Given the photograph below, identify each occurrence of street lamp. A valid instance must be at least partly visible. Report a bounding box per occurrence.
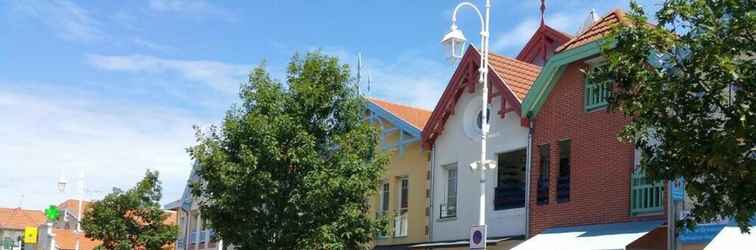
[57,169,85,250]
[442,0,495,248]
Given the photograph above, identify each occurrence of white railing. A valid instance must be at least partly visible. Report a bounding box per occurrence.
[394,209,408,237]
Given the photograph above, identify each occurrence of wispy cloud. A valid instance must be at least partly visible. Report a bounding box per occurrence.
[87,54,250,94]
[492,12,584,53]
[8,0,103,42]
[131,38,175,52]
[0,84,209,209]
[147,0,234,18]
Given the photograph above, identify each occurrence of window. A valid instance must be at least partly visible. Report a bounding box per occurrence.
[557,140,571,203]
[585,64,610,111]
[630,149,664,215]
[395,178,409,237]
[440,164,457,219]
[537,144,550,205]
[494,149,527,210]
[380,182,390,213]
[377,182,390,238]
[476,108,491,130]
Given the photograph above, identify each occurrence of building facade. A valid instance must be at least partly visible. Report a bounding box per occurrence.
[365,98,432,249]
[419,21,569,249]
[515,10,668,250]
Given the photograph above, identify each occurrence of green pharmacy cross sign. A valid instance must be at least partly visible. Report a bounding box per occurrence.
[44,205,60,221]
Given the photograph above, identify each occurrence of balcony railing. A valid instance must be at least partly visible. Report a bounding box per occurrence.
[631,169,664,215]
[394,209,408,237]
[188,230,215,244]
[439,203,456,219]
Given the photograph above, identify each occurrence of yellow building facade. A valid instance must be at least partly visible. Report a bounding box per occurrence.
[366,98,432,249]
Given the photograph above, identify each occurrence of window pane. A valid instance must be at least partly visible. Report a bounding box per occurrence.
[494,149,527,210]
[400,179,409,209]
[381,183,389,212]
[537,144,550,205]
[557,140,571,203]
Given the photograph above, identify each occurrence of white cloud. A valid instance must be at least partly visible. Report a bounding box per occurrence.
[9,0,103,42]
[320,48,451,110]
[0,85,209,209]
[131,38,175,52]
[87,54,250,94]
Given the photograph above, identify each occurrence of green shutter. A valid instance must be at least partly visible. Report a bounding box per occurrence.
[584,65,610,111]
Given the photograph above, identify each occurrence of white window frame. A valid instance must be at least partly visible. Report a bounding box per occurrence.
[395,177,409,237]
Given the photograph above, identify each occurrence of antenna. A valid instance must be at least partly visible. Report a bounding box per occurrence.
[367,69,372,95]
[357,52,363,94]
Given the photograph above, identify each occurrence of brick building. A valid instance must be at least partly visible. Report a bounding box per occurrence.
[514,10,667,250]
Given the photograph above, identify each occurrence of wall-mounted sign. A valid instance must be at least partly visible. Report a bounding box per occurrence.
[23,227,38,244]
[470,225,486,249]
[670,177,685,202]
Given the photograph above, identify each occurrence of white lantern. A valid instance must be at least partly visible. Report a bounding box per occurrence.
[57,176,67,193]
[441,23,466,62]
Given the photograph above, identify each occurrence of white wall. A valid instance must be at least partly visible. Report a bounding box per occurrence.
[431,86,529,241]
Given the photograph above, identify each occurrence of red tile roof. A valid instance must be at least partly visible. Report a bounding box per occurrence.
[556,9,628,53]
[54,229,101,250]
[488,52,542,101]
[0,208,46,230]
[367,98,432,130]
[58,199,92,219]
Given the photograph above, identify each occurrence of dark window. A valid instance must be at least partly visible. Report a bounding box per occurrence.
[494,149,527,210]
[381,182,390,212]
[537,144,550,205]
[400,178,409,209]
[476,108,491,130]
[557,140,571,203]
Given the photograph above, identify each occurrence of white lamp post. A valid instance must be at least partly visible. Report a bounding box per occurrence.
[57,169,84,250]
[442,1,495,248]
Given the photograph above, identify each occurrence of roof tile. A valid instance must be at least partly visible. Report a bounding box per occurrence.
[0,207,46,230]
[556,9,627,53]
[367,98,432,130]
[488,52,542,101]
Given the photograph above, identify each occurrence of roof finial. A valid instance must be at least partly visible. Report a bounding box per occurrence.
[540,0,546,26]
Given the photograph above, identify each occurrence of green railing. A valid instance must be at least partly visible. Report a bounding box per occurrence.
[630,169,664,215]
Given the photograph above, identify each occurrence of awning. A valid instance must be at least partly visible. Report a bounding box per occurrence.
[512,221,663,250]
[703,226,756,250]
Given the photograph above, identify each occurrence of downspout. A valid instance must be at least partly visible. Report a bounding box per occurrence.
[428,146,436,242]
[524,117,534,239]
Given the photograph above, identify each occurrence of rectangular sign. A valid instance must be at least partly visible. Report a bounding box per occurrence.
[23,227,38,244]
[470,225,487,249]
[670,177,685,201]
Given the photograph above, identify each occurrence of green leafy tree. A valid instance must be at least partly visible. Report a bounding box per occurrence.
[81,170,178,250]
[189,51,387,249]
[590,0,755,231]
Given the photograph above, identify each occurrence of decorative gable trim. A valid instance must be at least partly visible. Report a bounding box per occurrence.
[516,24,572,64]
[366,101,422,155]
[521,40,615,118]
[421,46,533,149]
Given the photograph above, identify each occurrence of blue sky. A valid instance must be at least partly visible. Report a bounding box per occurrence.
[0,0,663,209]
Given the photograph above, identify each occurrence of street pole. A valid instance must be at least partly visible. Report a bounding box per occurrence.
[478,0,491,231]
[667,180,678,250]
[444,1,492,249]
[74,171,84,250]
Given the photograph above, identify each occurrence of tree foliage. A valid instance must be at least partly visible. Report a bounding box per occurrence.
[81,170,177,250]
[189,51,387,249]
[590,0,755,231]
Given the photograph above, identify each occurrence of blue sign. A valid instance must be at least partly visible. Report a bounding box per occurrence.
[679,223,726,244]
[670,177,685,201]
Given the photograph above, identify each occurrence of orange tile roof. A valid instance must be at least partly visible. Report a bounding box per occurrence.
[556,9,628,53]
[58,199,92,218]
[488,52,542,101]
[367,98,432,130]
[53,229,101,250]
[0,207,46,230]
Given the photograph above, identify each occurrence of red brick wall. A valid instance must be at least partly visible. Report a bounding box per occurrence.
[528,60,664,235]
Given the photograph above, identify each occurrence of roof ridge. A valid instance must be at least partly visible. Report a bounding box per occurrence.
[556,9,627,53]
[366,97,432,112]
